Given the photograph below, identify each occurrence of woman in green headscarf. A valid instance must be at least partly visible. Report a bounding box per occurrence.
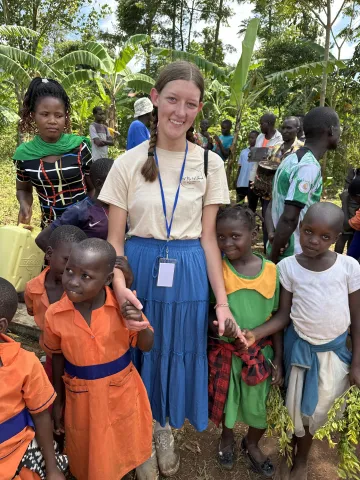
[13,78,93,229]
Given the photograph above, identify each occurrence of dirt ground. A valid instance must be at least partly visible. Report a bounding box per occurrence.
[8,330,353,480]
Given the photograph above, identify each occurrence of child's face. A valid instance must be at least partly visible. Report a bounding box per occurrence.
[221,121,231,135]
[47,242,75,277]
[62,247,113,303]
[94,109,106,123]
[216,218,255,261]
[300,219,339,258]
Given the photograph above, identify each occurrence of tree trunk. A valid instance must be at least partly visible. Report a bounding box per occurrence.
[171,0,177,50]
[320,0,331,107]
[180,0,184,51]
[226,107,242,185]
[187,0,196,50]
[108,95,117,130]
[212,0,224,63]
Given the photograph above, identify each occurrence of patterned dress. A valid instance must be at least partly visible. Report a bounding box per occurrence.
[14,141,92,228]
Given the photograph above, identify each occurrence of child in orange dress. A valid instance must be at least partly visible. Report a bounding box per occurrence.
[24,225,87,382]
[44,238,154,480]
[0,277,68,480]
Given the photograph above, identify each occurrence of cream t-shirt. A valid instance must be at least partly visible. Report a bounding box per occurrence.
[99,140,230,240]
[278,254,360,343]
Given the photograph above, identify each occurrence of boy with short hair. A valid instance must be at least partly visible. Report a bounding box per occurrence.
[89,107,114,161]
[44,238,154,480]
[244,202,360,480]
[25,225,87,380]
[213,119,234,161]
[0,277,68,480]
[36,158,114,252]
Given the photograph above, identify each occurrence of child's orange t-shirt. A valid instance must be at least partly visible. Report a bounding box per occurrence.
[349,209,360,230]
[43,287,153,480]
[0,334,56,480]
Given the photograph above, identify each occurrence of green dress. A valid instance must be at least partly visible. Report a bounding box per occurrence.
[220,255,279,429]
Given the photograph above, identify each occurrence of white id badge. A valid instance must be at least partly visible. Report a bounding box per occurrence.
[157,258,177,287]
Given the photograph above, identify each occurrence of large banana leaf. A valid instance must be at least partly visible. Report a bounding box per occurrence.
[123,73,155,94]
[0,105,20,123]
[0,45,56,79]
[61,69,100,90]
[152,48,227,80]
[229,18,260,107]
[266,59,346,82]
[0,25,39,39]
[114,35,150,73]
[52,51,107,73]
[84,41,114,73]
[300,40,337,61]
[0,53,31,84]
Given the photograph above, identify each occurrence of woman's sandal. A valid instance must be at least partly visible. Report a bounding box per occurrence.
[241,437,275,478]
[217,440,236,470]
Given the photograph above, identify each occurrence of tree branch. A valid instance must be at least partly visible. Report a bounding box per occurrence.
[331,0,348,27]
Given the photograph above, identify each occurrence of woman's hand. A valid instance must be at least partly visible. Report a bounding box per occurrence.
[114,285,147,331]
[18,204,32,225]
[214,306,247,345]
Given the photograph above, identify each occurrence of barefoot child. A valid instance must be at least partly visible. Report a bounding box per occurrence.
[25,225,87,381]
[44,238,154,480]
[245,202,360,479]
[208,205,281,477]
[0,278,68,480]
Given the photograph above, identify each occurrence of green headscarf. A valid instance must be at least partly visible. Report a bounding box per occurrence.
[13,134,91,161]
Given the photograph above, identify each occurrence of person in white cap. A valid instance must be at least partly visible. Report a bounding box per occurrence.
[126,97,153,150]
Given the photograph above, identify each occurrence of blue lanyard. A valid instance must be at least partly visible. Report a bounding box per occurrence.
[154,141,188,240]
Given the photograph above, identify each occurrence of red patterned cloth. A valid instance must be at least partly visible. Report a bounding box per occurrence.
[208,337,272,426]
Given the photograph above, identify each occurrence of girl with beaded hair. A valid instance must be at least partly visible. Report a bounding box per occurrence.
[13,78,93,229]
[99,61,246,479]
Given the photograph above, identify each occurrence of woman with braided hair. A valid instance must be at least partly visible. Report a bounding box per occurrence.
[13,78,93,229]
[100,61,246,479]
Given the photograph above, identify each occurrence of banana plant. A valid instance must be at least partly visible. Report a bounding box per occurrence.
[54,36,155,129]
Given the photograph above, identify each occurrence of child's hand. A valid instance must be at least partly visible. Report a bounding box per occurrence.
[222,318,238,338]
[242,329,256,348]
[114,257,134,289]
[26,307,34,316]
[46,469,66,480]
[234,337,248,353]
[350,364,360,388]
[121,300,143,322]
[271,358,284,386]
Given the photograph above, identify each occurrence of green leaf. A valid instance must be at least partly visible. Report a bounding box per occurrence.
[300,40,337,61]
[0,105,20,123]
[61,69,100,91]
[0,53,31,84]
[83,41,114,73]
[114,34,150,73]
[0,46,56,79]
[266,59,346,82]
[52,51,107,73]
[0,25,39,39]
[230,18,260,107]
[152,48,227,80]
[123,73,155,94]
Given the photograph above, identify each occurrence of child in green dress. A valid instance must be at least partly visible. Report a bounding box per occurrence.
[208,205,282,477]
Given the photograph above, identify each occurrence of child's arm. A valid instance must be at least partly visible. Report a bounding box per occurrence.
[244,286,292,346]
[24,286,34,316]
[349,289,360,387]
[271,331,284,386]
[52,353,65,435]
[32,410,65,479]
[121,301,154,352]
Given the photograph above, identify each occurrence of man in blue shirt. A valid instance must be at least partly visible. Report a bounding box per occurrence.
[126,97,153,150]
[236,130,259,203]
[213,119,234,161]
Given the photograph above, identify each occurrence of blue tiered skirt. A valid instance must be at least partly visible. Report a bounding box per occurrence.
[125,236,209,432]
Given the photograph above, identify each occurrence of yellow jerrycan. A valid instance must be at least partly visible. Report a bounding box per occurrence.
[0,224,44,292]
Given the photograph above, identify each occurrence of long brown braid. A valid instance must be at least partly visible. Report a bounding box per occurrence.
[20,77,72,135]
[141,61,205,182]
